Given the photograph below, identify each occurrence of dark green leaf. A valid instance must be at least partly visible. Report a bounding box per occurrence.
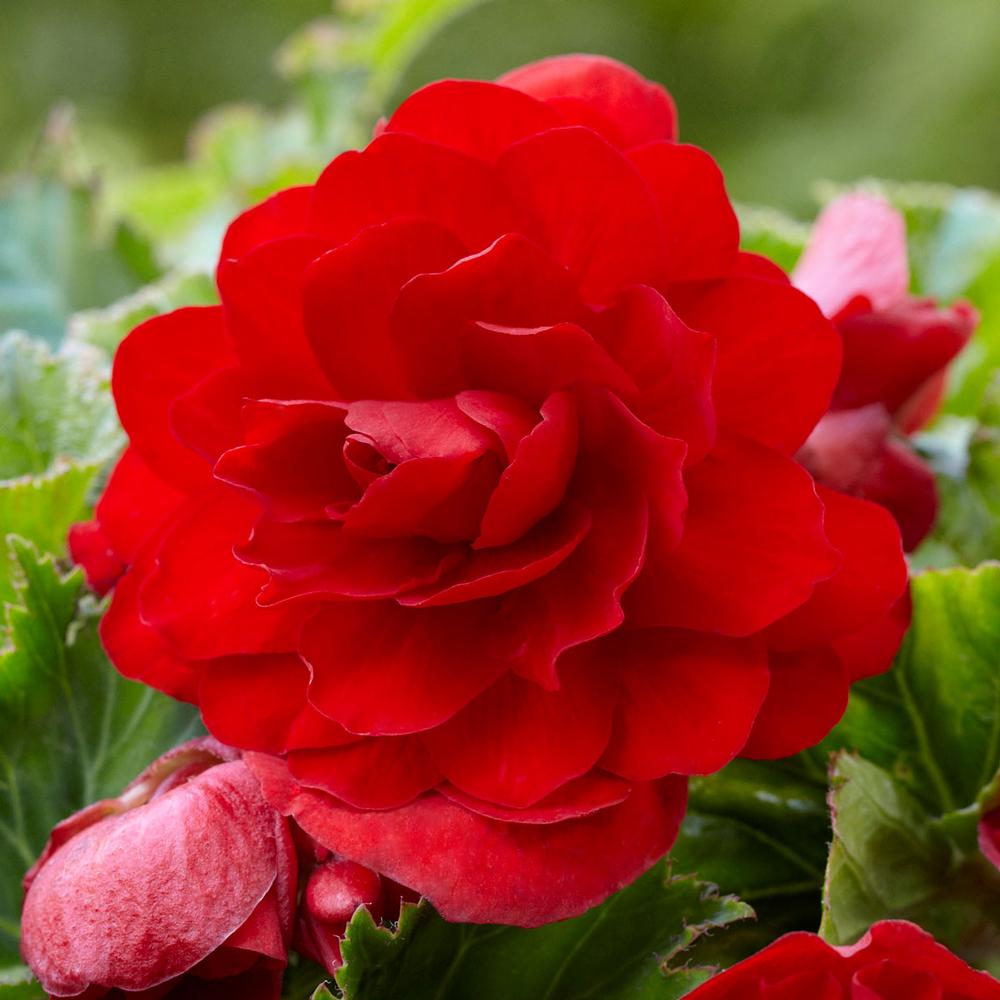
[336,864,751,1000]
[0,538,201,965]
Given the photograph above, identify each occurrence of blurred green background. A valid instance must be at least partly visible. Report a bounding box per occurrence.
[2,0,998,211]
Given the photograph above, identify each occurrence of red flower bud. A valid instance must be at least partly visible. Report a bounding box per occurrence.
[295,859,385,973]
[21,739,296,999]
[794,193,978,550]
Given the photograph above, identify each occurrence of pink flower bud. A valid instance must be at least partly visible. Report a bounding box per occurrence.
[21,739,296,999]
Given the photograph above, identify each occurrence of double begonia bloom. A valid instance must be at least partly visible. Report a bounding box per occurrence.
[20,740,296,999]
[794,193,977,550]
[687,920,1000,998]
[71,55,909,925]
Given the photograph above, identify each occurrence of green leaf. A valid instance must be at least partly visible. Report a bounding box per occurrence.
[0,331,123,604]
[0,331,121,479]
[736,204,809,274]
[821,753,1000,975]
[820,563,1000,817]
[0,116,157,347]
[335,864,751,1000]
[280,954,330,1000]
[668,756,829,969]
[0,538,201,966]
[818,564,1000,972]
[67,270,217,356]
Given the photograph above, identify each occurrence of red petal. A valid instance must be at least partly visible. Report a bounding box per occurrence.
[241,520,459,605]
[628,141,738,282]
[732,250,790,283]
[502,475,648,688]
[398,501,591,607]
[833,299,977,415]
[497,126,662,302]
[833,589,911,682]
[220,185,313,262]
[767,487,907,650]
[100,552,199,703]
[670,276,841,454]
[113,306,235,490]
[215,400,356,523]
[310,132,520,252]
[21,761,283,997]
[979,808,1000,872]
[499,54,678,148]
[601,630,770,779]
[218,236,335,399]
[454,389,539,459]
[741,646,848,759]
[138,490,309,659]
[439,771,631,825]
[75,448,184,577]
[169,366,244,467]
[303,219,465,399]
[198,654,357,754]
[793,192,909,317]
[475,390,579,547]
[288,737,441,810]
[248,752,688,927]
[385,79,561,161]
[67,521,126,595]
[626,434,839,636]
[422,656,615,807]
[592,285,716,464]
[299,602,508,736]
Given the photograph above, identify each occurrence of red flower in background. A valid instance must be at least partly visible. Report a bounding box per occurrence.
[686,920,1000,998]
[71,54,908,926]
[794,193,978,550]
[20,740,296,999]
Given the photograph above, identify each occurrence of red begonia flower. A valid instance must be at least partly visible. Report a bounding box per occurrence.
[20,740,296,999]
[686,920,1000,998]
[794,193,978,550]
[71,55,909,925]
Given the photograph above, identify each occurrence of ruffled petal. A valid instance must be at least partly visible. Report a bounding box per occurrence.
[113,306,235,489]
[498,54,678,148]
[384,79,561,161]
[628,141,738,282]
[591,285,716,464]
[438,772,630,825]
[169,366,244,467]
[248,752,688,927]
[669,276,841,454]
[100,552,199,703]
[626,434,839,636]
[422,655,615,807]
[215,400,356,522]
[497,126,662,302]
[198,654,357,754]
[299,601,508,736]
[475,390,579,547]
[601,630,769,779]
[220,185,313,262]
[304,220,466,401]
[217,235,335,399]
[832,589,911,682]
[310,132,521,252]
[741,647,848,759]
[288,737,441,810]
[138,490,309,659]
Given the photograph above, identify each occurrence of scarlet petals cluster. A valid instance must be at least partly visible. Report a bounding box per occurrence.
[794,193,977,550]
[20,740,296,999]
[685,921,1000,998]
[72,54,910,925]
